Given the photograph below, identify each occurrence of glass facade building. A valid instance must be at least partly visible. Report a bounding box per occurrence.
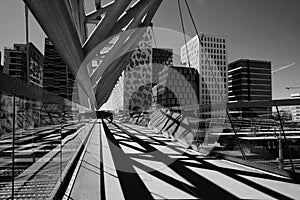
[3,43,43,87]
[43,38,76,101]
[228,59,272,117]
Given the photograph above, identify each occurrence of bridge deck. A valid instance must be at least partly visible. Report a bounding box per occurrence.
[66,120,300,200]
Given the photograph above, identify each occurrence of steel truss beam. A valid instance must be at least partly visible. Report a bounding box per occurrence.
[90,0,162,86]
[85,3,113,24]
[24,0,96,109]
[69,0,87,43]
[24,0,163,109]
[83,0,133,56]
[92,0,163,108]
[95,27,148,107]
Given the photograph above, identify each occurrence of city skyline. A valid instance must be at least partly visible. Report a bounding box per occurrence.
[0,0,300,100]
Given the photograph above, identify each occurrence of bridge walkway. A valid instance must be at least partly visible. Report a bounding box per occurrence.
[66,120,300,200]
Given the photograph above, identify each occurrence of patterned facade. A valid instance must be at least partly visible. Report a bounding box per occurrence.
[156,66,199,107]
[152,48,173,84]
[104,30,175,112]
[105,27,153,112]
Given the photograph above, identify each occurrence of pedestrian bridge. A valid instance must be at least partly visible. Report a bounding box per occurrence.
[1,96,300,199]
[1,0,300,199]
[66,119,300,200]
[2,117,300,199]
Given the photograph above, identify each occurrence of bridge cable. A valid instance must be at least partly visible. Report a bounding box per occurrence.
[183,0,246,159]
[177,0,191,68]
[151,25,158,48]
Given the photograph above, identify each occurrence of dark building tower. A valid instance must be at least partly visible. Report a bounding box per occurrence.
[152,48,173,83]
[3,43,43,87]
[4,44,26,82]
[43,38,76,101]
[228,59,272,117]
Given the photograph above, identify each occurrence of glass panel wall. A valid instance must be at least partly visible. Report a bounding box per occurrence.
[0,87,96,199]
[0,93,14,200]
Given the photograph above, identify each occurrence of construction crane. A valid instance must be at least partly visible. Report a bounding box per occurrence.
[286,86,300,90]
[272,63,295,74]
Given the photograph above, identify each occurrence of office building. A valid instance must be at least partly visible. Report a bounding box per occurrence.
[155,66,199,107]
[228,59,272,117]
[152,48,173,84]
[291,93,300,122]
[43,38,76,101]
[180,34,228,106]
[104,28,177,112]
[3,43,43,87]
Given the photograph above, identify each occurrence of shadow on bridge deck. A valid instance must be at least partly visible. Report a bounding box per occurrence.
[66,120,300,200]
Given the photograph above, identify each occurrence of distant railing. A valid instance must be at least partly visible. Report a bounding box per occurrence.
[121,98,300,177]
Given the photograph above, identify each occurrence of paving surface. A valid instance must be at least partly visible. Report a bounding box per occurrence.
[0,122,91,199]
[68,120,300,200]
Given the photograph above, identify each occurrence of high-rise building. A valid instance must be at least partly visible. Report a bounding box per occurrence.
[155,66,199,107]
[106,27,152,112]
[228,59,272,117]
[3,43,43,87]
[291,93,300,122]
[43,38,76,101]
[180,34,228,106]
[104,30,175,112]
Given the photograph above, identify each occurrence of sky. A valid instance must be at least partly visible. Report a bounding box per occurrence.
[0,0,300,99]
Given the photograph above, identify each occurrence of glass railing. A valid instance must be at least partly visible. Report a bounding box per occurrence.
[0,73,96,199]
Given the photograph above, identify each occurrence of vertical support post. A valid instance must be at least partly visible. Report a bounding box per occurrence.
[226,109,246,160]
[31,100,36,164]
[12,94,16,200]
[25,5,30,83]
[277,126,283,168]
[60,105,63,182]
[23,98,26,129]
[66,66,69,100]
[99,119,105,199]
[38,100,41,127]
[275,104,295,173]
[99,120,101,199]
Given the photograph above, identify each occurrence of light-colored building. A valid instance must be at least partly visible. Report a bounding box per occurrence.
[291,93,300,122]
[103,45,174,113]
[180,34,228,106]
